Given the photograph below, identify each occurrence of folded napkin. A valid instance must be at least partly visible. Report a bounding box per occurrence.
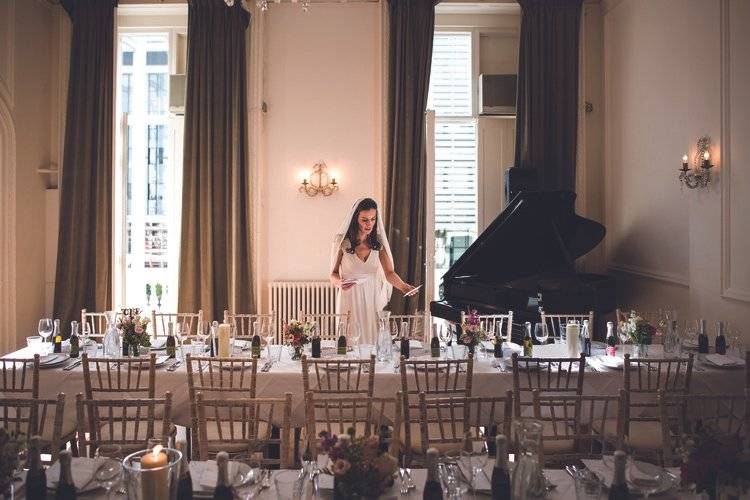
[150,338,167,349]
[598,355,624,369]
[233,339,251,350]
[47,457,100,491]
[582,458,680,488]
[705,354,744,366]
[198,460,238,489]
[410,340,423,349]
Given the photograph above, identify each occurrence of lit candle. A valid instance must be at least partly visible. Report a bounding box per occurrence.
[141,444,169,500]
[681,154,689,170]
[218,323,231,357]
[703,151,710,161]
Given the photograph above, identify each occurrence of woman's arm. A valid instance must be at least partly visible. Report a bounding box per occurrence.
[330,249,355,290]
[379,250,415,295]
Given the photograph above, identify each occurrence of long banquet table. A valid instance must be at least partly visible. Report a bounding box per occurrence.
[2,343,746,431]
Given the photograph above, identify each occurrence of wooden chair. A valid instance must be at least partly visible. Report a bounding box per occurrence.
[194,392,293,468]
[539,310,594,343]
[511,353,586,418]
[0,355,39,396]
[532,389,627,466]
[399,358,474,464]
[658,389,750,466]
[223,311,276,341]
[388,312,428,342]
[76,392,173,457]
[416,391,513,458]
[82,353,156,399]
[618,354,693,460]
[301,355,375,397]
[460,311,513,345]
[0,393,66,462]
[299,310,350,341]
[185,354,259,456]
[81,309,114,340]
[151,310,204,338]
[304,392,402,457]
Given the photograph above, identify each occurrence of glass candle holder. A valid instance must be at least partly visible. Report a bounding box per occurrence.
[122,447,182,500]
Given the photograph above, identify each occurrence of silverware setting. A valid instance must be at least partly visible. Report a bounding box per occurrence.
[260,361,273,372]
[166,359,182,372]
[63,359,83,371]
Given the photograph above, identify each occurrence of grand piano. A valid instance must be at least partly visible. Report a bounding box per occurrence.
[430,190,616,341]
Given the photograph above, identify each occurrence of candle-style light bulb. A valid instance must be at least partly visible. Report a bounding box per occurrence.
[703,151,710,161]
[682,154,688,163]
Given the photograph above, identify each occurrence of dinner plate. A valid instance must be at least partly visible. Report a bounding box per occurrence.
[598,355,625,369]
[38,354,68,368]
[192,461,254,498]
[703,354,745,369]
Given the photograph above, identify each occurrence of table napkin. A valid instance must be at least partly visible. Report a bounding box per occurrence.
[150,337,167,349]
[582,458,680,488]
[47,457,101,491]
[198,460,239,489]
[705,354,744,366]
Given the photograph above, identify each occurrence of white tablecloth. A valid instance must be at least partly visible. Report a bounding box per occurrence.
[2,343,745,430]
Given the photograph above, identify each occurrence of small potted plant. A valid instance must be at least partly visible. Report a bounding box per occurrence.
[145,284,152,306]
[283,320,311,360]
[460,309,487,357]
[618,311,655,357]
[117,308,151,356]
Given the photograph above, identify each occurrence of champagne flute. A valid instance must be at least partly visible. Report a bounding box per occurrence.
[38,318,53,354]
[438,324,453,352]
[534,323,549,344]
[351,322,362,349]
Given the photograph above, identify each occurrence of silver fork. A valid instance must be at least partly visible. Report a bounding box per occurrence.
[398,468,409,495]
[404,467,416,490]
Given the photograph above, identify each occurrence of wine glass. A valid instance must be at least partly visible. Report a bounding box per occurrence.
[95,445,123,500]
[534,323,549,344]
[627,458,664,499]
[438,324,453,355]
[38,318,53,354]
[351,322,362,349]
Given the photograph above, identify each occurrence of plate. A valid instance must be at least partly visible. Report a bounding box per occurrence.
[703,354,745,369]
[598,355,625,369]
[192,461,254,497]
[480,341,523,354]
[38,354,68,368]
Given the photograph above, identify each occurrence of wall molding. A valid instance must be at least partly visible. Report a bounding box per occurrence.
[0,94,18,352]
[719,0,750,303]
[608,262,690,287]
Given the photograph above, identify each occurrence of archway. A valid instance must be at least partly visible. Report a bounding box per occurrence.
[0,95,17,353]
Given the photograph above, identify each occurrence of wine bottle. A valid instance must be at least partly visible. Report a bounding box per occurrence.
[55,449,77,500]
[485,423,498,456]
[608,450,630,500]
[337,332,347,355]
[490,434,511,500]
[53,319,62,353]
[311,331,321,358]
[25,435,47,500]
[494,323,504,359]
[210,321,218,357]
[166,322,176,358]
[715,320,727,355]
[251,332,261,359]
[69,320,80,358]
[606,321,617,356]
[176,440,193,500]
[212,451,235,500]
[400,322,410,359]
[581,320,591,356]
[522,322,533,357]
[423,448,443,500]
[698,318,709,354]
[430,324,440,358]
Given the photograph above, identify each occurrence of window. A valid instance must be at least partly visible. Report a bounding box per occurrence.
[428,32,478,299]
[116,32,181,312]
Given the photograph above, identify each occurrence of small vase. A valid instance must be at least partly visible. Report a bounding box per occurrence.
[290,345,303,360]
[468,344,477,359]
[633,343,649,358]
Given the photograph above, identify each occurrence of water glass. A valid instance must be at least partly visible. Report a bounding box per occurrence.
[573,470,603,500]
[450,344,467,359]
[268,344,283,362]
[358,344,373,358]
[26,336,43,355]
[274,470,301,500]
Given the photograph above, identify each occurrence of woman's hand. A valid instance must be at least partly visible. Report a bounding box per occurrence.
[332,275,355,291]
[341,282,355,291]
[400,284,417,296]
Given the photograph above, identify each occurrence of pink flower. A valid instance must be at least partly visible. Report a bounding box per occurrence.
[135,326,144,334]
[331,459,351,476]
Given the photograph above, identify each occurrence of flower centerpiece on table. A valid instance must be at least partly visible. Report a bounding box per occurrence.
[283,319,312,360]
[618,310,654,355]
[318,428,398,500]
[460,309,488,355]
[0,428,25,497]
[117,308,151,356]
[678,422,750,498]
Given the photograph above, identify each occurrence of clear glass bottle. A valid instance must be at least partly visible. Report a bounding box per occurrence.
[102,310,120,358]
[663,319,677,354]
[376,310,392,362]
[510,419,546,499]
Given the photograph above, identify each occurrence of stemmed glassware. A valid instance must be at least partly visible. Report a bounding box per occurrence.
[438,324,453,358]
[38,318,53,354]
[627,458,664,499]
[534,323,548,345]
[350,322,362,350]
[95,445,123,499]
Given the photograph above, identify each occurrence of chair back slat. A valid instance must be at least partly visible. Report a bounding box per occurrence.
[539,310,594,343]
[460,311,513,344]
[0,356,39,396]
[623,354,693,425]
[0,393,66,462]
[151,311,204,338]
[388,313,428,342]
[82,353,156,398]
[299,310,350,341]
[224,311,276,340]
[81,309,113,339]
[511,353,586,417]
[301,355,375,397]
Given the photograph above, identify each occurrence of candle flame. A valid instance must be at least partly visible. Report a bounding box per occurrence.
[152,444,163,457]
[703,151,710,160]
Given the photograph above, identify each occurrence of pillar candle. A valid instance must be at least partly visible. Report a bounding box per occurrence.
[217,323,231,357]
[566,322,580,358]
[141,445,169,500]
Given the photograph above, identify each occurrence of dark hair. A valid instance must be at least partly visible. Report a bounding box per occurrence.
[345,198,382,253]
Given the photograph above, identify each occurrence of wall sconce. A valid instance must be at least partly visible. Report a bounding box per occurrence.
[679,136,714,189]
[299,161,339,197]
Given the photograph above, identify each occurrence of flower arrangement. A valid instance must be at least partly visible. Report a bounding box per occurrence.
[117,308,151,354]
[318,428,398,499]
[618,311,655,346]
[678,422,750,497]
[460,309,488,350]
[0,428,24,495]
[283,319,312,359]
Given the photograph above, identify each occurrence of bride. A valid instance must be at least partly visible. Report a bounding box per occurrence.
[329,198,416,344]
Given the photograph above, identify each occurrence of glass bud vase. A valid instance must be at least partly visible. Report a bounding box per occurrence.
[102,310,121,358]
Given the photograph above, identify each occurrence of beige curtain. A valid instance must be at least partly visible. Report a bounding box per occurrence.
[178,0,254,323]
[53,0,117,336]
[385,0,437,314]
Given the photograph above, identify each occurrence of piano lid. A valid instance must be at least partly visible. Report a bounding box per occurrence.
[442,191,605,284]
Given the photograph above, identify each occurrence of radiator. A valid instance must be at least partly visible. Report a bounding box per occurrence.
[269,281,338,339]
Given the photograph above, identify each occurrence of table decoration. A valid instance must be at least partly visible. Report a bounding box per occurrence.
[460,310,488,358]
[618,311,655,357]
[122,445,181,500]
[0,428,24,499]
[678,423,750,498]
[318,428,398,499]
[283,320,312,360]
[117,308,151,357]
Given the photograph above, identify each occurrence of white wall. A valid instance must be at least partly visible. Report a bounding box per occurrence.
[603,0,750,337]
[258,3,384,312]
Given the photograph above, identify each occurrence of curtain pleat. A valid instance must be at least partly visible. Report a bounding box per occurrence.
[53,0,117,337]
[178,0,253,323]
[514,0,583,192]
[385,0,437,315]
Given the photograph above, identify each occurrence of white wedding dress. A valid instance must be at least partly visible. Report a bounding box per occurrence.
[337,246,384,345]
